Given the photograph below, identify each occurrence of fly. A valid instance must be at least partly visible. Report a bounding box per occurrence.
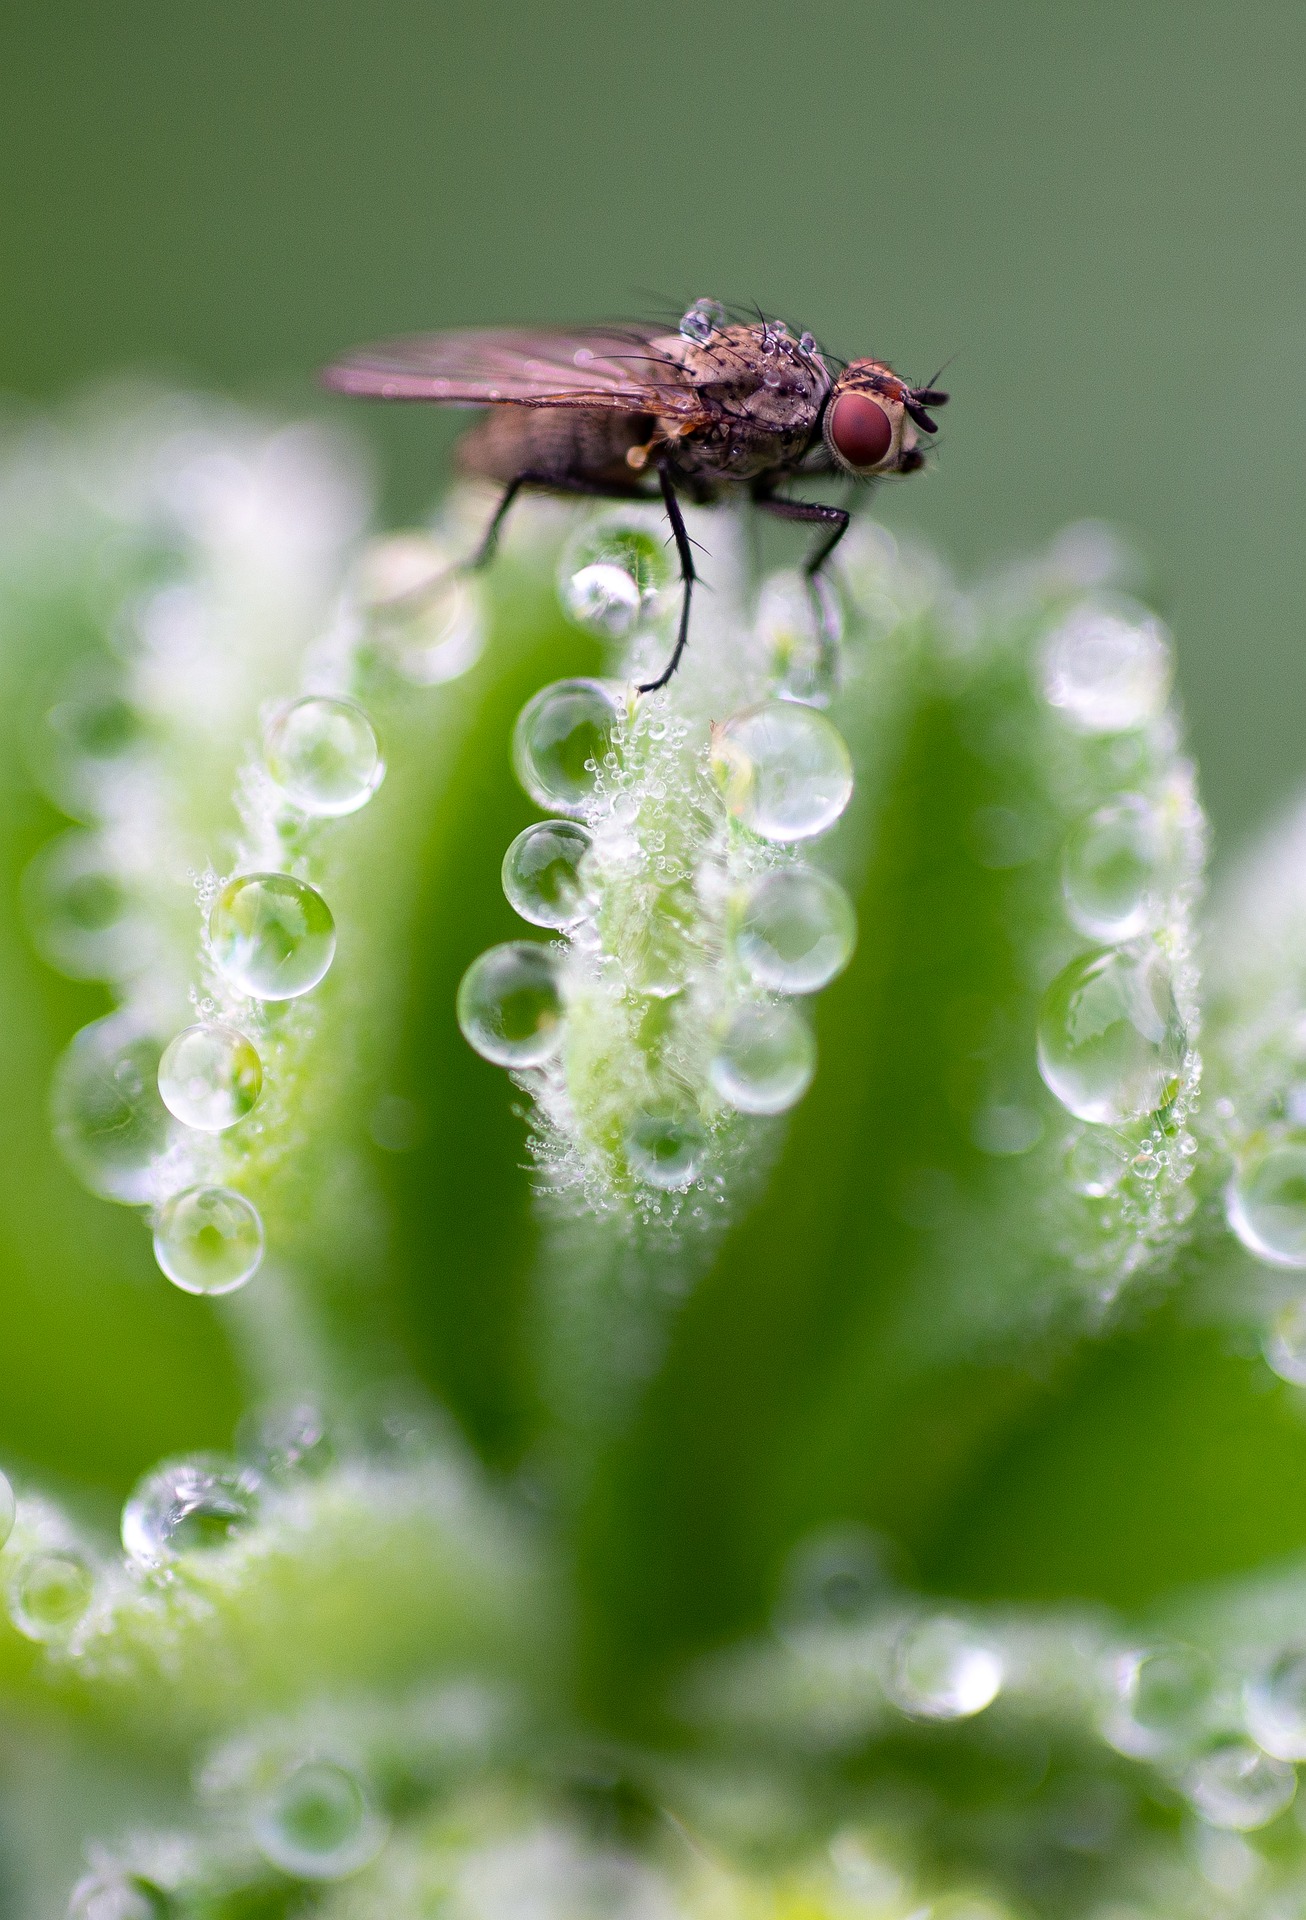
[323,298,948,692]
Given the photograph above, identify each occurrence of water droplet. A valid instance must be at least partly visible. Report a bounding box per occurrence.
[625,1108,709,1189]
[679,297,728,344]
[253,1758,387,1880]
[1062,796,1172,940]
[779,1525,896,1629]
[1066,1127,1130,1197]
[711,703,853,842]
[559,520,675,642]
[709,1002,816,1114]
[1245,1646,1306,1760]
[501,821,593,928]
[0,1473,14,1552]
[1103,1643,1214,1758]
[512,679,625,818]
[733,865,857,993]
[152,1186,265,1294]
[1228,1139,1306,1268]
[1185,1739,1296,1830]
[1040,598,1172,733]
[358,533,484,684]
[1265,1299,1306,1386]
[756,571,831,707]
[457,942,564,1067]
[265,696,384,817]
[799,331,817,354]
[209,872,336,1000]
[122,1454,262,1566]
[158,1023,262,1131]
[239,1401,334,1482]
[51,1017,171,1203]
[1036,946,1186,1125]
[21,831,142,981]
[69,1871,167,1920]
[890,1616,1003,1720]
[9,1550,93,1642]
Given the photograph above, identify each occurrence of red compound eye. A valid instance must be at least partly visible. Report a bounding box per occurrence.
[829,391,893,469]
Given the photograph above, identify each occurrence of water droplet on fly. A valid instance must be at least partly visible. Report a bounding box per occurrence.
[711,703,853,842]
[625,1108,708,1190]
[1036,946,1186,1125]
[710,1001,816,1115]
[51,1017,171,1203]
[21,831,142,982]
[158,1023,262,1131]
[679,298,728,344]
[8,1550,94,1642]
[122,1454,261,1566]
[1184,1740,1296,1830]
[457,941,564,1068]
[209,873,336,1000]
[152,1186,265,1294]
[1244,1646,1306,1760]
[1227,1139,1306,1268]
[799,331,817,354]
[1264,1299,1306,1385]
[733,865,857,994]
[253,1758,387,1880]
[890,1616,1003,1720]
[265,696,384,817]
[1063,795,1172,940]
[501,820,593,928]
[512,679,624,818]
[1040,598,1172,733]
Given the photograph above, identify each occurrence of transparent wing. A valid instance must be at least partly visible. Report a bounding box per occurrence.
[322,325,704,418]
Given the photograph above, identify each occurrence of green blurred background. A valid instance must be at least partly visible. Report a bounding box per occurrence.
[3,0,1306,1650]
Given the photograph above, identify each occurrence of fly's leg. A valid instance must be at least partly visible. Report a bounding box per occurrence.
[753,494,851,683]
[468,471,648,572]
[636,467,696,695]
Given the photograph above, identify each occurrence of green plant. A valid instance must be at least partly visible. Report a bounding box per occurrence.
[6,386,1306,1919]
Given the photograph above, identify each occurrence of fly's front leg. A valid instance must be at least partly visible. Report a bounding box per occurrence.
[753,493,851,685]
[637,466,696,694]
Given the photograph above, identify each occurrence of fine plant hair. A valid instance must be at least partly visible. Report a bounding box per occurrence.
[6,384,1306,1920]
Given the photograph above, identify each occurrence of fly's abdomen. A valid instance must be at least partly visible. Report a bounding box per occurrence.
[455,408,653,488]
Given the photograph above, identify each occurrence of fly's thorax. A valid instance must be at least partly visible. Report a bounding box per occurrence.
[653,321,831,481]
[822,361,919,477]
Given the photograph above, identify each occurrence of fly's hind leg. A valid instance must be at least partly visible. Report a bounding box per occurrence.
[468,470,648,573]
[753,492,852,685]
[636,467,696,695]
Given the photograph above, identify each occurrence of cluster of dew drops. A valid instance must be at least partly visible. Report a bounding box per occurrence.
[456,514,861,1200]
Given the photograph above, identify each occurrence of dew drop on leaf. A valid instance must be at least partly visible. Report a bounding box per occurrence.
[1227,1139,1306,1268]
[457,942,564,1067]
[733,865,857,994]
[265,695,384,816]
[152,1186,265,1294]
[1036,946,1186,1125]
[709,1002,815,1114]
[501,820,593,928]
[158,1023,262,1132]
[209,872,336,1000]
[253,1759,386,1879]
[711,703,853,842]
[512,679,624,818]
[121,1453,262,1567]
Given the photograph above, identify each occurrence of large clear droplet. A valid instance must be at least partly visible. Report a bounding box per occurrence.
[501,821,593,928]
[625,1108,709,1190]
[710,1002,816,1115]
[560,521,675,640]
[152,1186,265,1294]
[1062,795,1172,940]
[1227,1139,1306,1268]
[1103,1643,1214,1758]
[1036,946,1186,1124]
[457,942,564,1067]
[711,703,853,842]
[209,872,336,1000]
[122,1454,262,1567]
[1265,1299,1306,1386]
[733,865,857,993]
[1040,598,1172,733]
[21,831,142,982]
[1245,1646,1306,1760]
[265,696,384,816]
[679,297,728,344]
[512,679,625,818]
[158,1023,262,1132]
[890,1616,1003,1720]
[1184,1740,1296,1830]
[51,1017,171,1203]
[357,533,484,684]
[253,1759,387,1880]
[8,1549,94,1642]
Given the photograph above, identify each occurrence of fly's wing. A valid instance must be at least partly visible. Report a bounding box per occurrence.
[322,325,705,420]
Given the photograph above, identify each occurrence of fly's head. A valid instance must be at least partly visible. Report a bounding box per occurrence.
[822,360,948,478]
